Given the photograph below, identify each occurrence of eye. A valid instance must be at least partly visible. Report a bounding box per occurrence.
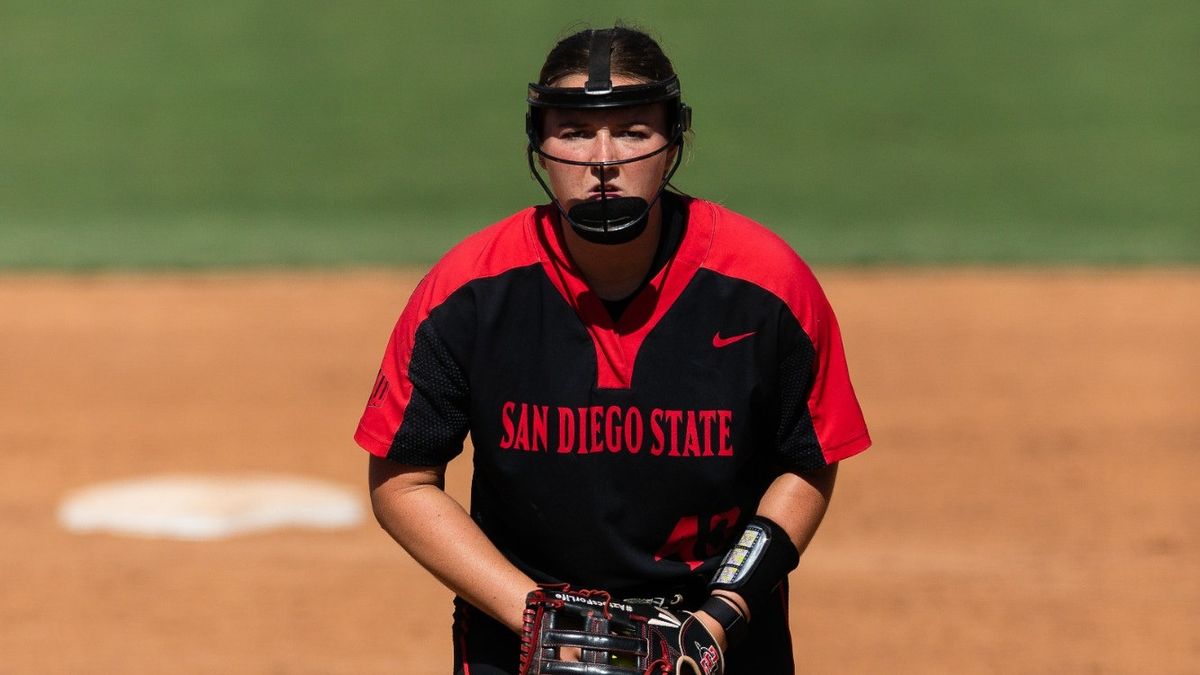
[617,127,651,140]
[559,128,590,140]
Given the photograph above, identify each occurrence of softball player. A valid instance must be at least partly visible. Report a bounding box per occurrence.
[356,26,870,674]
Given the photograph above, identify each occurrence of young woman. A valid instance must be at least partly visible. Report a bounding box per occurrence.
[355,26,871,674]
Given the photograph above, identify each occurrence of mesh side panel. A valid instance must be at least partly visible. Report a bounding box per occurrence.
[387,320,470,465]
[774,340,827,471]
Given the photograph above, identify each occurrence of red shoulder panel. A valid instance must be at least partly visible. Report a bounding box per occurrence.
[353,208,543,457]
[695,201,871,464]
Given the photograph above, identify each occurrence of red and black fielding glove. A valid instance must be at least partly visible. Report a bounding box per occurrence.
[519,586,724,675]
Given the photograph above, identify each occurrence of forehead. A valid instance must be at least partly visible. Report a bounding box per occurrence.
[550,72,646,89]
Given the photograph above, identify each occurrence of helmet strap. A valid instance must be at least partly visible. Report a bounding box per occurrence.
[585,29,614,94]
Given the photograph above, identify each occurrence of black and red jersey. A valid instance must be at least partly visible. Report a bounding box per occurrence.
[354,196,870,591]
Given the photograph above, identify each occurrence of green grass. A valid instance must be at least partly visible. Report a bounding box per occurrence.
[1,1,1196,268]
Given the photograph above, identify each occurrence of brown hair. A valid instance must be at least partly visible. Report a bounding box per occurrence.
[538,25,676,86]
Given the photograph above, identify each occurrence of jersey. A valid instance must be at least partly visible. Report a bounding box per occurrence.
[354,195,870,592]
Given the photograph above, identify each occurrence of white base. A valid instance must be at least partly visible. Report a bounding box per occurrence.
[58,474,364,540]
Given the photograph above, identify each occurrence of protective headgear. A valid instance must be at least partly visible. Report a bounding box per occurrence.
[526,28,692,245]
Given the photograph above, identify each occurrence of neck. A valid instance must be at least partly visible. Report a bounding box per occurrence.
[561,201,663,301]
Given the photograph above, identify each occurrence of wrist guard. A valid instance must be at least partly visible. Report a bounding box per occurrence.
[698,595,747,648]
[709,515,800,621]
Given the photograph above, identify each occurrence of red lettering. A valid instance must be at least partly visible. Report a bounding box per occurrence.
[532,405,548,452]
[706,507,741,556]
[653,515,703,571]
[557,407,574,453]
[605,406,622,452]
[540,406,730,458]
[718,410,733,456]
[577,408,588,453]
[650,409,665,455]
[664,410,683,456]
[589,406,604,453]
[658,508,743,571]
[698,410,717,456]
[624,407,643,454]
[499,401,516,449]
[514,403,531,450]
[683,410,701,457]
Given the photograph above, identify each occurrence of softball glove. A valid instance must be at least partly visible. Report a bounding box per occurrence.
[519,585,723,675]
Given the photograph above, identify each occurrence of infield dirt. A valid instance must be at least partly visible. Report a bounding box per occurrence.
[1,270,1196,674]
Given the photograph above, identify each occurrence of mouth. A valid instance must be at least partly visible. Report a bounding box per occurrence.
[588,186,622,200]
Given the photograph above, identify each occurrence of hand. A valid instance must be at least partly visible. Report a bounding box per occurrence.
[643,603,724,675]
[519,585,724,675]
[692,609,728,652]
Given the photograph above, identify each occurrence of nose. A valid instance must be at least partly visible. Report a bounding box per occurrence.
[589,131,618,179]
[588,131,616,162]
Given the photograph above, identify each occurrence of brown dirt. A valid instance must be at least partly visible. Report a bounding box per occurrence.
[1,269,1196,674]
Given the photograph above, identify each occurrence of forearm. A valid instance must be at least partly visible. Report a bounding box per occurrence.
[369,456,535,633]
[704,463,838,630]
[757,463,838,556]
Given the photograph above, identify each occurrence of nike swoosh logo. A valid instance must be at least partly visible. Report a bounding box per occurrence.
[712,331,756,348]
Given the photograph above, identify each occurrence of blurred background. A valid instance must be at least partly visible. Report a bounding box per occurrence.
[1,2,1197,674]
[1,0,1196,269]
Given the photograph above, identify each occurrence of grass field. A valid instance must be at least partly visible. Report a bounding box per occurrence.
[2,1,1196,267]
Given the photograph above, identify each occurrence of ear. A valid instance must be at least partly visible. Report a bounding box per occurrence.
[664,147,679,177]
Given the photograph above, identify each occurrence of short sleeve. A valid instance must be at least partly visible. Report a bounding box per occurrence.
[773,277,871,471]
[353,276,472,465]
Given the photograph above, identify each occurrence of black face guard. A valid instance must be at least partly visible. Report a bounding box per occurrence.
[526,29,692,245]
